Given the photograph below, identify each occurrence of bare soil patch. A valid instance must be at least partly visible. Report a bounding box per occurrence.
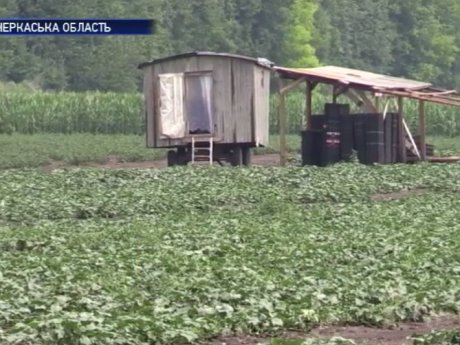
[370,189,430,202]
[310,315,460,345]
[41,154,281,172]
[41,157,165,172]
[211,315,460,345]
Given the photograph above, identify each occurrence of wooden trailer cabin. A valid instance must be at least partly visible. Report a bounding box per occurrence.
[139,51,273,166]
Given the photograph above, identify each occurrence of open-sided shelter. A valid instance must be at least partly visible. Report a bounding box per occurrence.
[139,51,273,166]
[274,65,460,166]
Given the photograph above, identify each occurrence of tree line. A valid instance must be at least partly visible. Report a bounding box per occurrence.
[1,0,459,92]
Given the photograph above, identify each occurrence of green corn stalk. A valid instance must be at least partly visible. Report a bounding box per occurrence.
[0,90,144,135]
[269,90,460,136]
[0,89,457,136]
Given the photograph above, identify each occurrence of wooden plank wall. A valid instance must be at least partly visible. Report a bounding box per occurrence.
[253,67,270,146]
[145,55,269,147]
[144,66,155,147]
[228,59,255,143]
[197,56,227,141]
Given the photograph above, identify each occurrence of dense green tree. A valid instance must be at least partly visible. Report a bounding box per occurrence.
[283,0,318,67]
[313,0,396,73]
[231,0,291,64]
[0,0,321,90]
[314,0,460,87]
[161,0,238,54]
[1,0,460,90]
[389,0,460,87]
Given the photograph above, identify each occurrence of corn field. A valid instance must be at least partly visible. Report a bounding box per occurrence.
[0,91,143,135]
[269,91,460,137]
[0,90,459,136]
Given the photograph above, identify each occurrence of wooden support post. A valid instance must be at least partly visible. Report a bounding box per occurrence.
[332,85,337,103]
[280,77,307,95]
[355,90,379,113]
[345,90,378,113]
[278,79,287,167]
[305,81,313,129]
[334,86,349,99]
[419,100,426,161]
[398,97,407,163]
[375,96,380,113]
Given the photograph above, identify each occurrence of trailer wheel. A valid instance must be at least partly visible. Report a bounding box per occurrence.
[242,147,252,166]
[231,146,243,166]
[167,150,177,167]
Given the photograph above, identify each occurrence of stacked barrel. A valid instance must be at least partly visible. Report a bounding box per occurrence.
[301,103,404,166]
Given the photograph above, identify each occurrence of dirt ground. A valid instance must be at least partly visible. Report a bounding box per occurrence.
[310,315,460,344]
[370,189,430,202]
[212,315,460,345]
[41,154,282,171]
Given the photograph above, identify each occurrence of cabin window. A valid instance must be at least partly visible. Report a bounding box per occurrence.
[184,72,213,134]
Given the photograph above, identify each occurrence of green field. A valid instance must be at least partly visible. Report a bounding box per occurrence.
[0,134,459,169]
[1,90,460,345]
[1,163,460,344]
[1,90,460,137]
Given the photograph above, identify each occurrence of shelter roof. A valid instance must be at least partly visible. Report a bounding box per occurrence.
[275,65,460,106]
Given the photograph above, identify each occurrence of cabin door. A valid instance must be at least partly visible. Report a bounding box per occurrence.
[184,73,214,135]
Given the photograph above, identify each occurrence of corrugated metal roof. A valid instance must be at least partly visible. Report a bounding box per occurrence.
[139,51,274,69]
[275,66,431,90]
[275,65,460,107]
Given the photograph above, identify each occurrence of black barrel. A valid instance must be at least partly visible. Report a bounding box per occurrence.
[391,113,400,163]
[320,130,341,166]
[341,116,354,160]
[365,113,385,164]
[301,129,322,166]
[384,113,392,163]
[353,114,367,164]
[324,103,353,161]
[310,114,326,130]
[322,104,344,165]
[325,103,350,116]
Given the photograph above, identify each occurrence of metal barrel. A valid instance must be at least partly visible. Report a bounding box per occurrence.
[365,113,385,164]
[310,114,326,130]
[384,113,392,163]
[353,114,367,164]
[301,129,322,166]
[340,115,353,160]
[391,113,400,163]
[321,103,344,166]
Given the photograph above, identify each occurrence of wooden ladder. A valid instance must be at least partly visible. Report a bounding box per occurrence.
[191,136,213,165]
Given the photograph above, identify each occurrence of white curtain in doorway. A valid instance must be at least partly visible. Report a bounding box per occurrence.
[201,75,213,129]
[159,73,185,139]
